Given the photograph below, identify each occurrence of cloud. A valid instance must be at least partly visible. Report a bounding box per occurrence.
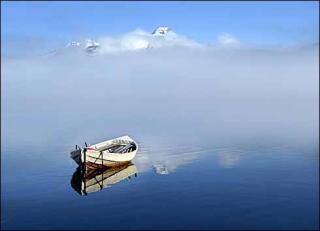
[216,33,241,47]
[96,28,203,54]
[84,29,243,55]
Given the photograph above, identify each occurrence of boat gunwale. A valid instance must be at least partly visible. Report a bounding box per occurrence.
[88,135,137,151]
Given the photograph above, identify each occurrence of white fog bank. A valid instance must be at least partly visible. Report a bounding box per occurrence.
[2,45,319,159]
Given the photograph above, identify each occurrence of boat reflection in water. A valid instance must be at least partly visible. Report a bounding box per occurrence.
[71,162,138,196]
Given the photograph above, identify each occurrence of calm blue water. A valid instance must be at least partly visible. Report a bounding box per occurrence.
[1,137,318,230]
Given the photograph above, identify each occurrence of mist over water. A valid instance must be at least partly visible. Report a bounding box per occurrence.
[2,45,319,229]
[3,46,318,146]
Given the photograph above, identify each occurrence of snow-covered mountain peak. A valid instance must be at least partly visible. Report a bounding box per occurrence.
[152,27,171,36]
[66,41,81,48]
[85,39,100,53]
[64,39,100,53]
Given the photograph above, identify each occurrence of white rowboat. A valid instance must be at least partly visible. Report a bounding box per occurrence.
[70,135,138,167]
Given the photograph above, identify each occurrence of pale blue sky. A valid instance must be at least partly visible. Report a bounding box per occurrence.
[1,1,319,55]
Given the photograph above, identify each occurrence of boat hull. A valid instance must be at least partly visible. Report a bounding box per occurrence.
[70,136,138,167]
[85,150,137,167]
